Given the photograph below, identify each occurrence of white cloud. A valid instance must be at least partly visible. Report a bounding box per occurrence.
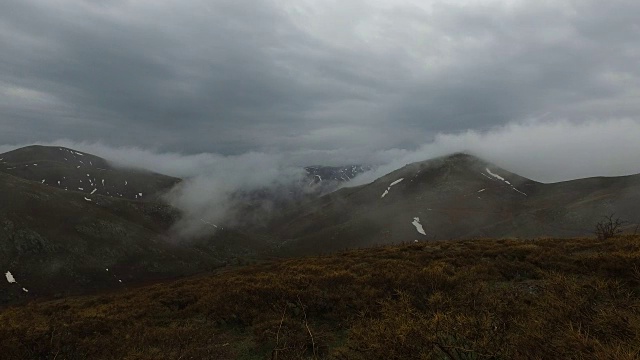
[352,118,640,184]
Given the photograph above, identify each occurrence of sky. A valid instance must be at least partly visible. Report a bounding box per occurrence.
[1,0,640,177]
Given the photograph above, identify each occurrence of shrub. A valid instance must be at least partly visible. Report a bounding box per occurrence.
[595,214,627,240]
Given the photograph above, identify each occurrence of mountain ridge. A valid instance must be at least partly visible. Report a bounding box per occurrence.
[270,152,640,254]
[2,145,640,303]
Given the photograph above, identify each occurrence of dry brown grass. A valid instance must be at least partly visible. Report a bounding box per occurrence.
[2,236,640,359]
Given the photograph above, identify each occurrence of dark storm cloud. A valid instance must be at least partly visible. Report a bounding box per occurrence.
[1,0,639,155]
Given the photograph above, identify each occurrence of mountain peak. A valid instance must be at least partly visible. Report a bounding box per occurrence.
[0,145,179,201]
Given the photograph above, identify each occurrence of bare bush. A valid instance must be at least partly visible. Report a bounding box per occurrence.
[595,214,627,240]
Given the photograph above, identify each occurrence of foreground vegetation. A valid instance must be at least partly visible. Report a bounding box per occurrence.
[2,236,640,359]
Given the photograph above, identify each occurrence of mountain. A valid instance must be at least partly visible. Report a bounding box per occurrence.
[304,164,370,192]
[219,165,370,229]
[0,145,179,201]
[2,146,640,303]
[3,147,639,358]
[0,146,275,304]
[271,153,640,254]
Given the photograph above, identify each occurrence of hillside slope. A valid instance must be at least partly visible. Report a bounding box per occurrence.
[0,171,215,302]
[2,236,639,359]
[0,147,276,303]
[0,145,180,201]
[272,153,640,254]
[2,146,640,303]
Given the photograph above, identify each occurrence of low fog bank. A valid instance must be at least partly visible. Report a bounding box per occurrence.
[350,118,640,186]
[3,118,640,237]
[0,141,311,237]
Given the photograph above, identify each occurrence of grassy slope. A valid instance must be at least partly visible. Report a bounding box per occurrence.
[2,236,640,359]
[0,171,277,303]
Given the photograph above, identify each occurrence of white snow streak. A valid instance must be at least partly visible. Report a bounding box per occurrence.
[200,219,219,228]
[484,168,527,196]
[411,217,426,235]
[485,168,505,181]
[381,178,404,198]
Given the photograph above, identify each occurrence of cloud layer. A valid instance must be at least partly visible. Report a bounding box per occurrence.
[352,118,640,184]
[1,0,639,156]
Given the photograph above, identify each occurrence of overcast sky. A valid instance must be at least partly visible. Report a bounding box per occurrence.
[1,0,639,165]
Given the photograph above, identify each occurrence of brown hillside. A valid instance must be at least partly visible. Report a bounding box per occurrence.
[2,236,640,359]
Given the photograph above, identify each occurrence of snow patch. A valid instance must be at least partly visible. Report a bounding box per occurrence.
[84,197,92,202]
[381,178,404,198]
[5,271,16,283]
[485,168,527,196]
[485,168,505,181]
[477,188,486,192]
[411,217,426,235]
[200,219,219,228]
[90,189,97,195]
[22,288,28,293]
[390,178,404,186]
